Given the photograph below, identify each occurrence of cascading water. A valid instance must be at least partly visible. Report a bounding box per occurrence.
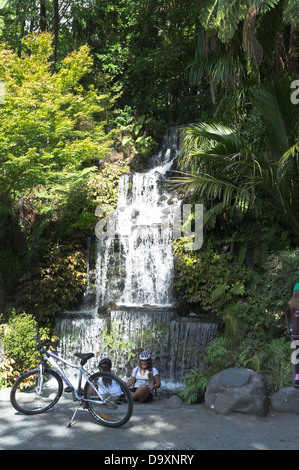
[55,126,220,389]
[95,146,179,307]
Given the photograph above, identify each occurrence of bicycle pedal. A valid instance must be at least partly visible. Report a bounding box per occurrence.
[64,386,74,393]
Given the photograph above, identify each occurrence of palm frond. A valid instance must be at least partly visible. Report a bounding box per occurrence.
[182,122,242,150]
[283,0,299,26]
[174,106,299,240]
[251,77,299,159]
[249,0,280,14]
[171,172,252,210]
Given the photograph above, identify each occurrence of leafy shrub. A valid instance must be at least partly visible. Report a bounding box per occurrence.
[240,248,299,340]
[16,245,87,319]
[253,249,299,312]
[174,247,251,314]
[0,357,18,388]
[56,162,129,240]
[113,105,159,159]
[179,335,292,404]
[0,311,54,385]
[179,369,211,405]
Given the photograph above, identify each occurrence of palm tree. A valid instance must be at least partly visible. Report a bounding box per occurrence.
[172,77,299,239]
[189,0,299,109]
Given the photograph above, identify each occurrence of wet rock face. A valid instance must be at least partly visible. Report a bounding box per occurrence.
[204,368,269,417]
[56,305,220,385]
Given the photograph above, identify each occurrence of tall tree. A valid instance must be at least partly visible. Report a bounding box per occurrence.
[0,32,113,202]
[52,0,59,71]
[39,0,46,31]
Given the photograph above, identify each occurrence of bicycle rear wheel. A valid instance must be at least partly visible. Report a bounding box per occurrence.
[10,368,63,415]
[84,371,133,428]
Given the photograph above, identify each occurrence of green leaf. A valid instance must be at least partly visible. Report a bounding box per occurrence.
[211,283,228,300]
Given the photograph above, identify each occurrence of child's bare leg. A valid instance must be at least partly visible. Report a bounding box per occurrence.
[131,385,150,402]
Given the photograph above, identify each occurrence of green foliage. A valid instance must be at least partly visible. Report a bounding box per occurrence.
[0,3,296,400]
[176,242,298,404]
[0,311,55,385]
[199,0,248,44]
[0,357,18,389]
[16,245,87,319]
[0,248,22,291]
[0,32,113,200]
[173,78,299,239]
[100,321,135,365]
[0,32,118,299]
[180,335,292,404]
[242,248,299,338]
[56,161,129,240]
[251,77,299,159]
[175,243,299,343]
[113,105,160,159]
[179,368,210,405]
[174,247,250,314]
[191,0,299,107]
[261,338,292,392]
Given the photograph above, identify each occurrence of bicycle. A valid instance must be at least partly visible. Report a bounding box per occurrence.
[10,328,133,428]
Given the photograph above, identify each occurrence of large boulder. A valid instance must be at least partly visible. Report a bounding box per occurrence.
[270,387,299,414]
[204,368,268,417]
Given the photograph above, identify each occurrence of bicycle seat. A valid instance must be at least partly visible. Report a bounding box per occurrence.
[75,352,94,365]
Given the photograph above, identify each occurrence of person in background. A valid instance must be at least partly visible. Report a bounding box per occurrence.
[285,283,299,388]
[126,351,160,402]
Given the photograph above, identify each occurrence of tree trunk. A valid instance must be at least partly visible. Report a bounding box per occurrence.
[17,19,25,57]
[52,0,59,72]
[40,0,47,31]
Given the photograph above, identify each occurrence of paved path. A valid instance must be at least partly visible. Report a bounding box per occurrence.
[1,388,299,451]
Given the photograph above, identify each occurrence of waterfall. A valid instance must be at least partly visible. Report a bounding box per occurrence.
[95,145,179,308]
[55,126,220,389]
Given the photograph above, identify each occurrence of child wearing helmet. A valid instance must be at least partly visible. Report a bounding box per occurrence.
[285,284,299,388]
[126,351,160,402]
[95,357,122,398]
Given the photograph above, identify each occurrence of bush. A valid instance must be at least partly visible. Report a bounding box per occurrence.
[16,245,87,319]
[0,311,54,386]
[179,335,292,404]
[240,248,299,340]
[55,162,129,240]
[174,247,252,314]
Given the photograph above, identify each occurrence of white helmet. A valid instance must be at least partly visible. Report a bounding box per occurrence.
[139,351,151,360]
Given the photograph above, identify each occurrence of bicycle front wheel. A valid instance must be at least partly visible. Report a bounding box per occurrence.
[10,368,63,415]
[84,371,133,428]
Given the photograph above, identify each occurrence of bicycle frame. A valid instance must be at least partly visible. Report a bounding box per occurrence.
[11,329,133,428]
[41,349,98,403]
